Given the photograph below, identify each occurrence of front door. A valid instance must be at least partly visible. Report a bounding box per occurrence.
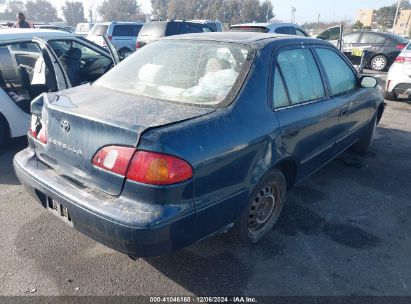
[313,46,371,150]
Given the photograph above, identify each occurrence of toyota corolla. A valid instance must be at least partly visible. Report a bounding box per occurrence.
[14,32,385,257]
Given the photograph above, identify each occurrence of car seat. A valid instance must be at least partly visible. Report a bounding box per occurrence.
[59,47,82,86]
[18,65,34,99]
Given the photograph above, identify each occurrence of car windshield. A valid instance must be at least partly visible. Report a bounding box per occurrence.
[94,40,255,107]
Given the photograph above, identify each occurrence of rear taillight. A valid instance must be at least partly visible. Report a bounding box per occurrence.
[396,44,406,50]
[126,151,193,185]
[29,115,47,144]
[394,56,411,63]
[108,35,112,41]
[136,41,140,49]
[92,146,135,176]
[92,147,193,185]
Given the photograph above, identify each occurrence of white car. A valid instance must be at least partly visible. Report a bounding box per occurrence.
[0,29,119,146]
[230,22,309,37]
[385,44,411,101]
[75,22,94,37]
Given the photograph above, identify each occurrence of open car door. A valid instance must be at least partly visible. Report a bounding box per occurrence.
[317,25,344,50]
[32,37,72,91]
[103,35,120,64]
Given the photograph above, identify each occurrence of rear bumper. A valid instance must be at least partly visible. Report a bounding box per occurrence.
[13,148,196,257]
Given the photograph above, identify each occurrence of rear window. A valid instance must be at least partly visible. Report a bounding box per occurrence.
[230,26,268,33]
[112,24,142,36]
[275,27,296,35]
[138,22,168,39]
[94,40,255,107]
[388,33,410,45]
[91,24,109,36]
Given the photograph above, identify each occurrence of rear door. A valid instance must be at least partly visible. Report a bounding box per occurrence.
[272,46,339,180]
[355,32,387,66]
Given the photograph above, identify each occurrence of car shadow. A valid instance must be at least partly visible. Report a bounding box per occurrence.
[0,137,27,185]
[12,126,411,296]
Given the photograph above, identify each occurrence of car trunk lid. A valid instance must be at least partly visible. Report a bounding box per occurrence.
[32,85,215,196]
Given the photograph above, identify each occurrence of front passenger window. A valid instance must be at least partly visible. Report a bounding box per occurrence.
[315,48,357,96]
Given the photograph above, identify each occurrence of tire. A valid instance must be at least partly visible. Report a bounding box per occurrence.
[384,91,397,101]
[118,48,131,59]
[370,55,388,71]
[0,117,8,148]
[351,114,377,154]
[231,168,287,244]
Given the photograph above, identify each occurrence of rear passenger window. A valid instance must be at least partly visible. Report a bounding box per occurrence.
[273,67,290,108]
[275,27,296,35]
[277,48,325,104]
[295,29,307,37]
[315,48,357,95]
[360,33,386,44]
[112,25,142,36]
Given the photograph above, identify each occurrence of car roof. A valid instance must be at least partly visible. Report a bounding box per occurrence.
[94,22,144,25]
[0,29,75,40]
[164,31,319,46]
[231,22,301,29]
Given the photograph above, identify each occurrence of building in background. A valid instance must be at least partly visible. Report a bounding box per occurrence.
[393,9,411,37]
[357,9,376,27]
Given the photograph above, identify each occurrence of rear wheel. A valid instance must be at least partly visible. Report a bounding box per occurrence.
[370,55,388,71]
[351,114,377,154]
[118,48,131,60]
[384,91,398,101]
[232,169,286,244]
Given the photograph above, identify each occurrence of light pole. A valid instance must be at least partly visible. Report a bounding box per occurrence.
[291,7,296,23]
[393,0,402,33]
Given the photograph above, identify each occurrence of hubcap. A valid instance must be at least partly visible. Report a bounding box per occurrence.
[372,57,386,70]
[248,184,281,234]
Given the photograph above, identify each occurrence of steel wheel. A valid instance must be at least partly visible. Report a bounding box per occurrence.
[247,182,282,237]
[371,55,387,71]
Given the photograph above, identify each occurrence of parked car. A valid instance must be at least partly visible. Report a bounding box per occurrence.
[190,19,224,32]
[14,32,384,257]
[34,24,74,33]
[86,22,144,57]
[0,29,119,146]
[230,22,309,37]
[317,28,409,71]
[385,43,411,101]
[75,22,94,37]
[136,20,215,49]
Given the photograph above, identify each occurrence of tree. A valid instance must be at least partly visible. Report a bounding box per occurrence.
[353,20,364,29]
[0,0,25,20]
[62,1,85,27]
[149,0,275,24]
[26,0,59,22]
[151,0,168,20]
[98,0,145,21]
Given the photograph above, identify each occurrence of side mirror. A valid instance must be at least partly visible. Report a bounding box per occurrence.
[360,76,377,88]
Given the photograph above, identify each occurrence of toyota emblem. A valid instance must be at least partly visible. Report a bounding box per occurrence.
[61,120,70,132]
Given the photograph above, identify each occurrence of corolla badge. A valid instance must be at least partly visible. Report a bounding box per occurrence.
[61,120,70,132]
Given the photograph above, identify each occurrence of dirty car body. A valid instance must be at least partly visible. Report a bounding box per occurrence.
[14,33,385,257]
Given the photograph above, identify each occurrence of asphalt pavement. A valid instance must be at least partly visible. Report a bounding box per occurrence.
[1,72,411,297]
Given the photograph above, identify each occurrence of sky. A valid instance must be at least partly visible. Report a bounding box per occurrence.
[0,0,402,24]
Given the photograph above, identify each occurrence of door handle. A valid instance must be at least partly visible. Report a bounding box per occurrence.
[340,106,349,117]
[286,128,300,138]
